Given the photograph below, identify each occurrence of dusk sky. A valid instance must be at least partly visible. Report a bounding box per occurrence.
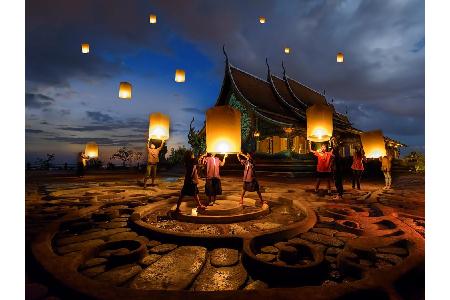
[25,0,424,164]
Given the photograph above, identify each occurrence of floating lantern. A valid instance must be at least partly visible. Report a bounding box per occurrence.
[148,112,170,140]
[284,47,290,54]
[306,104,333,142]
[175,69,185,83]
[259,16,266,24]
[84,142,99,158]
[337,52,344,63]
[253,131,260,138]
[360,130,387,158]
[206,105,241,154]
[118,82,132,99]
[81,43,89,54]
[149,14,157,24]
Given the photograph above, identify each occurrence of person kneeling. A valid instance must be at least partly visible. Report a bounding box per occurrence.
[174,151,206,214]
[237,152,268,209]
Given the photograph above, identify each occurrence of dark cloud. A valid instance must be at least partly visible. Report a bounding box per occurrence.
[26,129,44,134]
[86,111,114,123]
[25,93,54,108]
[26,0,424,156]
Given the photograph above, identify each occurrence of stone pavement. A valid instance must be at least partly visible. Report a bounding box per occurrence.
[25,170,424,300]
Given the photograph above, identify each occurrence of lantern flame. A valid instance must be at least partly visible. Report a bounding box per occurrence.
[149,113,170,140]
[118,82,132,99]
[149,14,157,24]
[284,47,290,54]
[85,142,99,158]
[206,106,241,154]
[306,104,333,142]
[360,130,386,158]
[175,69,185,83]
[259,16,266,24]
[81,43,89,54]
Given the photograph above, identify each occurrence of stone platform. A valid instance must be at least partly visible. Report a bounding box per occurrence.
[26,171,425,300]
[173,197,270,224]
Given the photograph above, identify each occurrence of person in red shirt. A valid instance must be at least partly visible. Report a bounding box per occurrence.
[199,152,228,206]
[309,142,334,194]
[351,147,366,190]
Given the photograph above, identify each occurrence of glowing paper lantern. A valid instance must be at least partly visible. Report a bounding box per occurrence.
[81,43,89,54]
[259,16,266,24]
[85,142,99,158]
[306,104,333,142]
[149,14,157,24]
[284,47,290,54]
[118,82,132,99]
[175,69,185,83]
[337,52,344,63]
[148,112,170,140]
[360,130,387,158]
[206,105,241,154]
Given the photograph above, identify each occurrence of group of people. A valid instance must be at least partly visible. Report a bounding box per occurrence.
[310,137,393,200]
[143,137,393,212]
[173,151,269,213]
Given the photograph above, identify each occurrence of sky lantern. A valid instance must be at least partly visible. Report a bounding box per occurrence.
[360,130,387,158]
[284,47,291,54]
[118,82,132,99]
[206,105,241,154]
[149,14,157,24]
[306,104,333,142]
[81,43,89,54]
[84,142,99,158]
[337,52,344,63]
[148,112,170,140]
[259,16,266,24]
[175,69,185,83]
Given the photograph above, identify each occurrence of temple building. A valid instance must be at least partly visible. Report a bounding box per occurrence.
[211,52,405,159]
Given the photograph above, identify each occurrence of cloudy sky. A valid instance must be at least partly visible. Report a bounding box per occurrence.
[26,0,424,164]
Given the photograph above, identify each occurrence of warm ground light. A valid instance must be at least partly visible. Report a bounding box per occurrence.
[25,166,424,299]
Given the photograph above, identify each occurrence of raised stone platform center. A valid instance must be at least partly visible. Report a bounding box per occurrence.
[173,197,270,224]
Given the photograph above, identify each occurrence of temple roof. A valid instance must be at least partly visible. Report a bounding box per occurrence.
[213,54,406,147]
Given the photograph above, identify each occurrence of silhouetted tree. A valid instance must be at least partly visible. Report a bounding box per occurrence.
[35,153,55,170]
[187,117,206,157]
[110,147,134,167]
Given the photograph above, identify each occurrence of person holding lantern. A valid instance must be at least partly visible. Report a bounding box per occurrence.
[200,152,227,206]
[174,151,206,214]
[237,152,269,209]
[143,139,165,188]
[76,151,89,177]
[309,142,333,195]
[379,154,393,189]
[351,146,366,190]
[330,137,344,200]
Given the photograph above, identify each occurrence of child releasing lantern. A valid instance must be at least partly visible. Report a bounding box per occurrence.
[148,113,170,140]
[360,130,386,158]
[306,104,333,142]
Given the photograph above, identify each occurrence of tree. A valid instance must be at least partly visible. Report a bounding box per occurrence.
[187,117,206,157]
[110,147,134,167]
[167,146,188,166]
[35,153,55,170]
